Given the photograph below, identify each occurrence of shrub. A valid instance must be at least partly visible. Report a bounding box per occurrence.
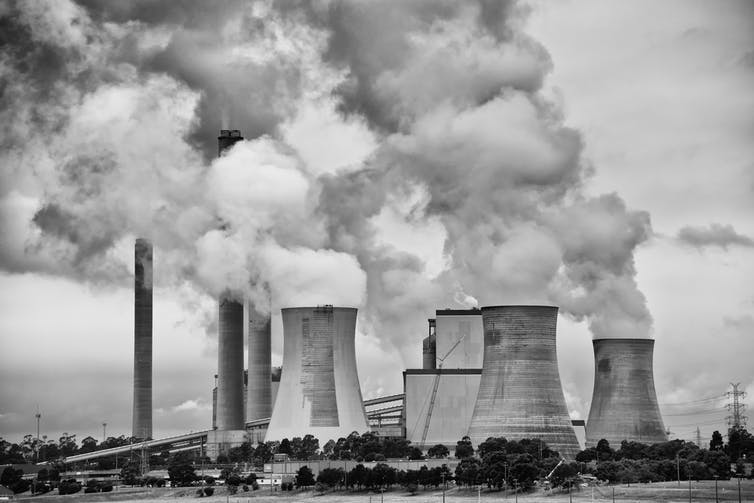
[204,475,215,485]
[101,484,114,492]
[58,479,82,495]
[406,482,419,494]
[203,487,214,496]
[314,481,327,492]
[196,488,204,497]
[242,484,249,492]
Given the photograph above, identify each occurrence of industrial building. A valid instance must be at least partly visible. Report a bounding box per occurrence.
[585,338,667,447]
[118,128,668,465]
[265,306,369,442]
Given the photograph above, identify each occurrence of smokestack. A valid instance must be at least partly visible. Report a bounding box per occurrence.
[216,294,245,430]
[265,306,369,441]
[422,318,436,369]
[586,338,667,447]
[247,298,272,422]
[214,129,246,432]
[468,305,580,459]
[132,238,152,439]
[217,129,243,157]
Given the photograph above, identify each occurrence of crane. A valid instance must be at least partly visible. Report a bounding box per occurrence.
[419,332,467,447]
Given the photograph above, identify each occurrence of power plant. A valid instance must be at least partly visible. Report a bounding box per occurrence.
[467,306,581,459]
[132,238,152,440]
[585,338,667,447]
[119,129,669,464]
[265,306,369,442]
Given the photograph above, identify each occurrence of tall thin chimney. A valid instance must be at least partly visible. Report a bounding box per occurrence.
[132,238,153,439]
[247,294,272,422]
[215,129,246,431]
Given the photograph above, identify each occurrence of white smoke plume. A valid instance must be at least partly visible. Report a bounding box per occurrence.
[0,0,653,358]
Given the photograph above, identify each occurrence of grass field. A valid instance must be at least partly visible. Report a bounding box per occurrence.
[15,479,754,503]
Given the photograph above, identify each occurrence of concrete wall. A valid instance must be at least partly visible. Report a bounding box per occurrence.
[468,306,580,459]
[586,338,667,447]
[265,307,368,442]
[435,310,483,369]
[404,370,481,447]
[132,238,152,439]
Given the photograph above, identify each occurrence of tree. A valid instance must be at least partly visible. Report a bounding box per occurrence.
[595,439,615,461]
[58,433,78,456]
[710,430,724,451]
[295,465,315,488]
[509,454,539,490]
[427,444,449,459]
[278,438,292,456]
[167,453,196,486]
[1,467,22,487]
[726,427,754,461]
[79,436,98,454]
[317,468,344,488]
[372,463,397,488]
[252,442,274,464]
[348,464,369,489]
[550,462,580,488]
[455,457,482,487]
[455,436,474,459]
[292,434,319,460]
[408,446,424,460]
[120,461,140,485]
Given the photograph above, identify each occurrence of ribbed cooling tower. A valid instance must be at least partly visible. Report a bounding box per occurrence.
[247,301,272,421]
[265,306,368,441]
[216,294,245,430]
[132,238,152,439]
[586,338,667,447]
[468,305,580,459]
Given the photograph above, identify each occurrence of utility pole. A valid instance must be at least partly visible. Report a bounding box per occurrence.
[727,383,748,431]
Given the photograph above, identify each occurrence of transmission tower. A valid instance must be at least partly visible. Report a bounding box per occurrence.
[726,382,747,431]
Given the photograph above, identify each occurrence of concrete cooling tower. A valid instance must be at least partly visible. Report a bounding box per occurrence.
[265,306,369,442]
[132,238,153,439]
[586,338,667,447]
[468,305,580,459]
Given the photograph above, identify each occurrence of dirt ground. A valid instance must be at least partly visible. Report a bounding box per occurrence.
[15,479,754,503]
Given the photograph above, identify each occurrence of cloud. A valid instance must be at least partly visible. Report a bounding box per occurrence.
[677,223,754,250]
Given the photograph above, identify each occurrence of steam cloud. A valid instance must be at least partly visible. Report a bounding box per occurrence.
[0,0,654,356]
[677,223,754,250]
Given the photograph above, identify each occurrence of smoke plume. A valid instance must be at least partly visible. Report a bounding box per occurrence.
[0,0,655,369]
[677,223,754,250]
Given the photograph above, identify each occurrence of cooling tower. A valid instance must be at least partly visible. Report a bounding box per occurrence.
[265,306,369,441]
[586,338,667,447]
[132,238,152,439]
[247,301,272,421]
[468,305,580,459]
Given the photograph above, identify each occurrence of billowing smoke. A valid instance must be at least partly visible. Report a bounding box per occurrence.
[0,0,653,366]
[677,223,754,250]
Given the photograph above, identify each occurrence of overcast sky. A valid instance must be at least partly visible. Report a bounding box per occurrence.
[1,0,752,447]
